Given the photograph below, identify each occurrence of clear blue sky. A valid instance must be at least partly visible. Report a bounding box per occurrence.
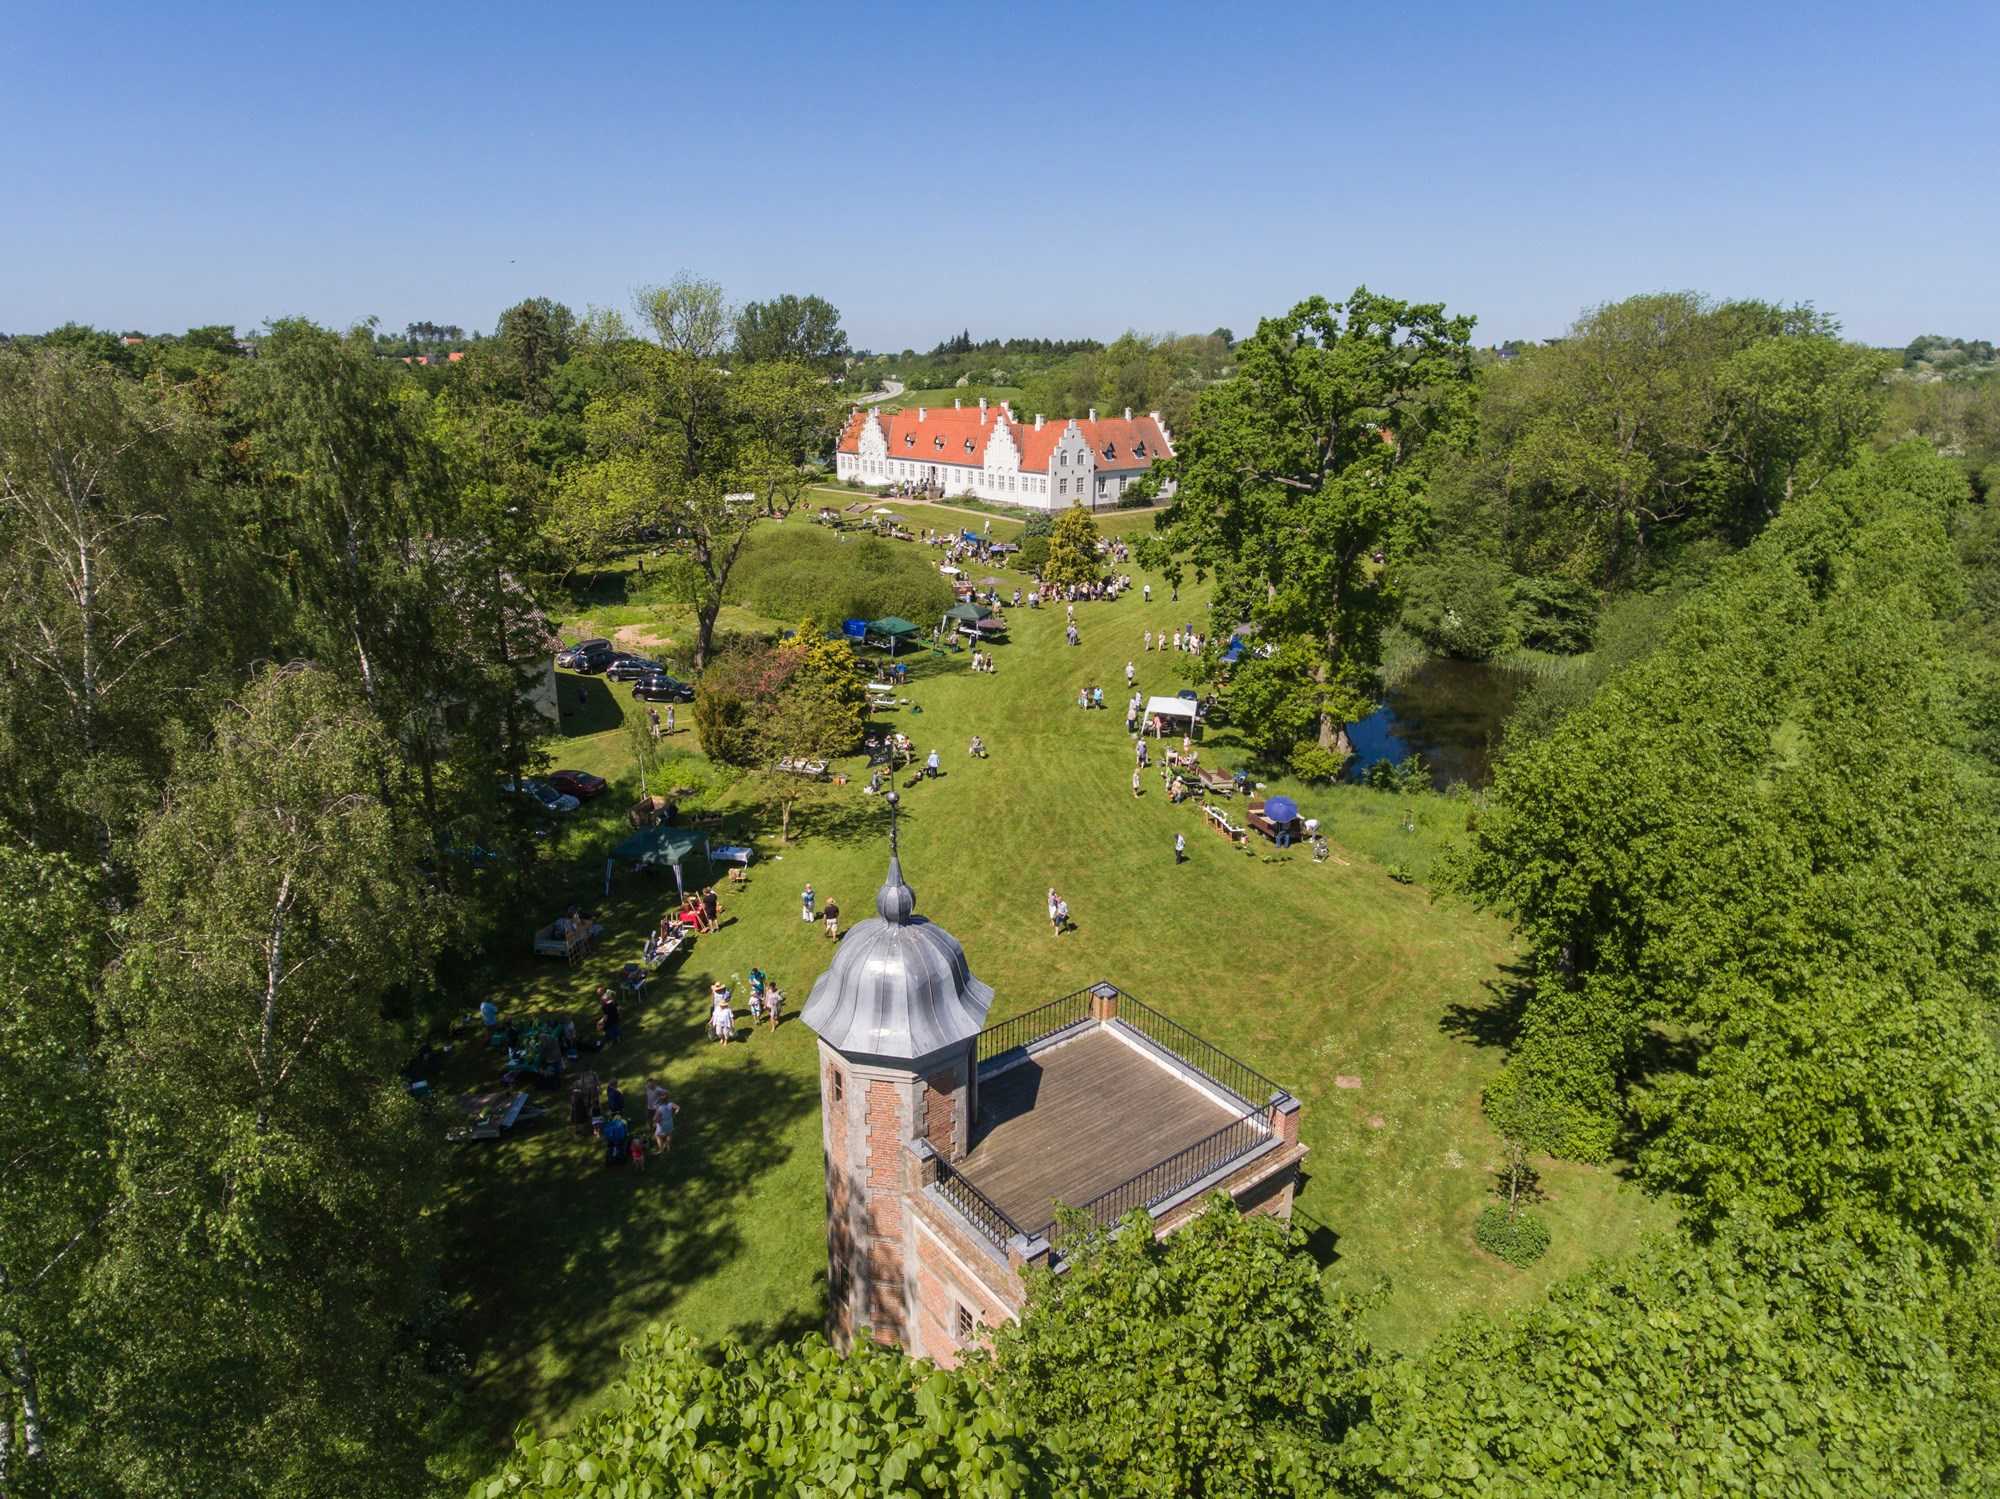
[4,0,1994,349]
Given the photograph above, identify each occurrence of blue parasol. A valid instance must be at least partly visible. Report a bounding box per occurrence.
[1264,795,1300,824]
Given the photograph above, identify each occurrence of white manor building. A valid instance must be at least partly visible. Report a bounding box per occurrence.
[834,398,1172,511]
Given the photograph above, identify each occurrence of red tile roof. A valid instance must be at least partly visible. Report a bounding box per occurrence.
[839,405,1171,474]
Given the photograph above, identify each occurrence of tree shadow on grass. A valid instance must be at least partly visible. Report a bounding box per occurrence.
[555,672,626,737]
[1438,961,1534,1050]
[435,957,821,1451]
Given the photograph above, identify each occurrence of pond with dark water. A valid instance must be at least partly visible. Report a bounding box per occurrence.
[1346,658,1529,789]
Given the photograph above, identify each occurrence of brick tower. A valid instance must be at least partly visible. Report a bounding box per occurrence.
[800,793,994,1352]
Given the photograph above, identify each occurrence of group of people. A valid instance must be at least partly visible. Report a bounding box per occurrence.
[645,703,677,739]
[968,647,996,672]
[572,1072,680,1169]
[708,968,786,1044]
[800,883,842,939]
[1045,887,1072,936]
[662,885,723,940]
[1076,685,1107,710]
[1142,626,1206,654]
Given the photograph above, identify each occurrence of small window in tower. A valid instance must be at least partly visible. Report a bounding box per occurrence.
[955,1303,976,1344]
[831,1068,844,1102]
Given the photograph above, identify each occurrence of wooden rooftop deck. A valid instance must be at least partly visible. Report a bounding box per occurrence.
[956,1026,1244,1235]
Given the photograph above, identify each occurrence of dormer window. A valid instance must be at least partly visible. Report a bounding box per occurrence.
[1134,441,1147,458]
[904,433,914,447]
[1102,443,1116,459]
[963,438,975,453]
[933,435,944,450]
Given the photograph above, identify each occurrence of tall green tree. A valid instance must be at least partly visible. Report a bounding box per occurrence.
[0,345,245,873]
[1040,503,1102,590]
[976,1198,1375,1497]
[483,1324,1058,1496]
[91,661,448,1498]
[1139,290,1476,771]
[0,851,111,1496]
[732,292,850,372]
[1456,448,2000,1268]
[558,279,836,669]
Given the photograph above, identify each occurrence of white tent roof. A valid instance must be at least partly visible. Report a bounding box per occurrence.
[1145,695,1198,720]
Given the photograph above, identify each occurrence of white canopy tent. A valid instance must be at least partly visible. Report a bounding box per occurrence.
[1144,695,1199,737]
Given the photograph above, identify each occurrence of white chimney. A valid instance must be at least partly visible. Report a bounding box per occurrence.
[918,406,926,422]
[1088,408,1097,421]
[954,397,961,408]
[1035,413,1044,430]
[978,397,988,425]
[1124,406,1131,420]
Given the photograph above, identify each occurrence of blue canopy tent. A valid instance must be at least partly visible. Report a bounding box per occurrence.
[1264,795,1300,825]
[842,618,868,640]
[961,529,981,543]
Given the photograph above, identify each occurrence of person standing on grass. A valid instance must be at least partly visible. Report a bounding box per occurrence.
[665,703,676,735]
[1047,888,1061,935]
[801,882,815,922]
[823,896,841,940]
[1175,831,1186,864]
[764,985,784,1032]
[1143,582,1152,603]
[652,1094,678,1153]
[1144,629,1152,652]
[1132,766,1142,798]
[926,748,941,779]
[1125,660,1135,687]
[1055,894,1070,934]
[598,990,622,1045]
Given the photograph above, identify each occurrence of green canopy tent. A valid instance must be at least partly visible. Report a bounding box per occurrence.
[611,823,710,896]
[867,616,920,656]
[943,602,991,624]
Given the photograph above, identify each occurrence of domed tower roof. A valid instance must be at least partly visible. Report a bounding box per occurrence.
[802,796,994,1062]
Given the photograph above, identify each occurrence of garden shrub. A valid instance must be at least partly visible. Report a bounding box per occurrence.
[1475,1204,1549,1266]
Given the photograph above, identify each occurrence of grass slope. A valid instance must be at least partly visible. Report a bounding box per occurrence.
[435,517,1669,1466]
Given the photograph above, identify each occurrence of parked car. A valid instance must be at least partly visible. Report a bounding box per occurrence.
[555,638,612,670]
[604,655,663,683]
[501,778,580,814]
[547,769,607,801]
[632,672,695,703]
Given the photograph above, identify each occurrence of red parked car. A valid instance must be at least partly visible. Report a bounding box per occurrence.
[547,770,608,801]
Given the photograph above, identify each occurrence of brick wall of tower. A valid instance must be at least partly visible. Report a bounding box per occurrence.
[908,1193,1025,1370]
[822,1057,854,1342]
[923,1070,956,1158]
[861,1079,907,1344]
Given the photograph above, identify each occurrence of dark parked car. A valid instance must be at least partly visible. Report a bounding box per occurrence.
[632,672,695,703]
[548,769,607,801]
[604,655,664,683]
[501,778,579,814]
[555,638,612,670]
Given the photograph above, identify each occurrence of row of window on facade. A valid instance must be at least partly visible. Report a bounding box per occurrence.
[851,455,1122,498]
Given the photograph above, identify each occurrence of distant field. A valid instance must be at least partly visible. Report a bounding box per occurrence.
[434,518,1672,1474]
[874,384,1022,412]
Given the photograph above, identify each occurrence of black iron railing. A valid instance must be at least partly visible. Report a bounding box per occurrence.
[1046,1102,1276,1248]
[975,986,1095,1065]
[935,1158,1026,1247]
[1112,991,1284,1113]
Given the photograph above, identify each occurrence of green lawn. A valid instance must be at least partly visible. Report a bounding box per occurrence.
[434,523,1670,1470]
